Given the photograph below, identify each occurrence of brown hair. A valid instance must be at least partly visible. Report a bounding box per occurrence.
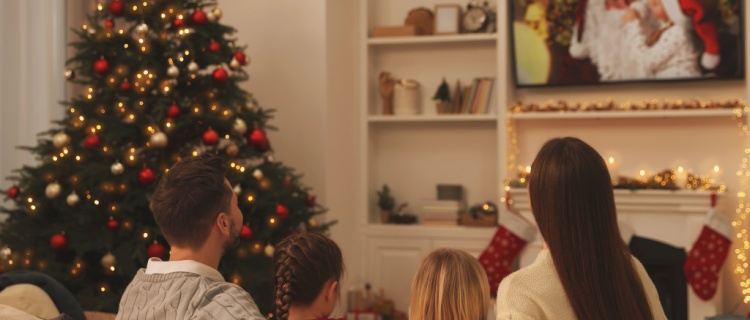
[529,137,653,320]
[273,232,344,320]
[408,248,489,320]
[149,154,232,250]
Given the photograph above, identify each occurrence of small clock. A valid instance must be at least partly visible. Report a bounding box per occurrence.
[462,5,487,33]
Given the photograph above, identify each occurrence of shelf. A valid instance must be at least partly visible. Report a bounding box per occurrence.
[507,109,741,120]
[367,33,497,46]
[364,223,496,239]
[368,114,497,123]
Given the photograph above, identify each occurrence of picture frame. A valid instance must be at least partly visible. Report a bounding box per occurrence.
[434,4,461,34]
[509,0,745,87]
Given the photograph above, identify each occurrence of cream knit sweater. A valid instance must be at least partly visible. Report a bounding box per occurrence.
[496,249,667,320]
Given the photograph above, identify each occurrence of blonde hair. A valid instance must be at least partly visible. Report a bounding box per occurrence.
[408,248,490,320]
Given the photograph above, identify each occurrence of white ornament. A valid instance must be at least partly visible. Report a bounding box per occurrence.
[52,132,70,148]
[232,118,247,135]
[64,69,75,81]
[87,27,96,35]
[111,162,124,175]
[66,192,80,206]
[167,65,179,78]
[150,132,168,148]
[265,154,275,163]
[206,11,216,23]
[226,143,239,157]
[233,184,242,194]
[100,252,116,268]
[0,247,11,261]
[45,182,61,199]
[136,23,149,34]
[253,169,263,180]
[229,57,241,71]
[187,61,199,73]
[264,244,274,257]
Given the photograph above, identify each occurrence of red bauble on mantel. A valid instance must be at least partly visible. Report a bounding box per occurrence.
[106,217,120,231]
[192,9,208,25]
[120,79,131,91]
[146,242,166,259]
[276,204,289,220]
[94,57,110,76]
[212,67,228,84]
[166,104,181,118]
[138,167,156,185]
[7,186,20,199]
[84,134,102,148]
[247,129,268,151]
[209,40,220,52]
[50,233,68,252]
[233,52,247,65]
[202,128,220,145]
[109,0,124,16]
[240,225,252,240]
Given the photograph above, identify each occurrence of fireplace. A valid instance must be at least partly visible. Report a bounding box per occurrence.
[509,188,722,320]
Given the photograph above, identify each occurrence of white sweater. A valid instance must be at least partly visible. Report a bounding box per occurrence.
[496,249,667,320]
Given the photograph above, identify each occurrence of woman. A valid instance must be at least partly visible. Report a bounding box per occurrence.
[496,137,666,319]
[273,232,344,320]
[409,248,490,320]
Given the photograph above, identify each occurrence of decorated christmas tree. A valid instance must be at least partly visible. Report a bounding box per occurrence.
[0,0,328,314]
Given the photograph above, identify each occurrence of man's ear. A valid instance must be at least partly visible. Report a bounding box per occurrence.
[215,212,231,236]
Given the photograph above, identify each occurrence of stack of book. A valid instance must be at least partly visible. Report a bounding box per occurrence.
[418,199,463,226]
[453,77,496,114]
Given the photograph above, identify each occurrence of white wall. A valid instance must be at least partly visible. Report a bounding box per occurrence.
[0,0,66,205]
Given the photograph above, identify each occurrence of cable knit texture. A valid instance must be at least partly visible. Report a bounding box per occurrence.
[496,250,667,320]
[115,270,265,320]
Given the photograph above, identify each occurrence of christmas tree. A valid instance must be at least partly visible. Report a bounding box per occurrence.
[0,0,328,314]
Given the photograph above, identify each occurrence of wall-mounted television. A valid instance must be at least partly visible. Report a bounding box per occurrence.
[510,0,744,87]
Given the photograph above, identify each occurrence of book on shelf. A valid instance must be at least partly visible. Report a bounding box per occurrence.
[457,77,495,114]
[418,199,464,222]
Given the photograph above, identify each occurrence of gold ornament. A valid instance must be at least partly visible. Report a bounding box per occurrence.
[307,217,319,229]
[66,192,80,206]
[100,252,116,269]
[150,132,168,148]
[212,8,222,20]
[264,244,274,257]
[45,182,61,199]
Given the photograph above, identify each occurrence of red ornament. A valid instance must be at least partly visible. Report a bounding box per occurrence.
[166,104,181,118]
[120,79,131,91]
[147,242,166,259]
[94,58,110,76]
[109,0,124,16]
[247,129,268,151]
[240,225,252,240]
[307,195,316,207]
[192,9,208,25]
[234,52,247,65]
[106,218,120,231]
[84,134,102,148]
[284,178,292,186]
[138,168,156,185]
[202,128,220,145]
[276,204,289,220]
[173,18,184,28]
[7,186,19,199]
[209,40,220,52]
[104,19,115,29]
[50,233,68,251]
[212,67,228,84]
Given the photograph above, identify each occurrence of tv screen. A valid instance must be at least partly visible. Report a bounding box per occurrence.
[510,0,745,87]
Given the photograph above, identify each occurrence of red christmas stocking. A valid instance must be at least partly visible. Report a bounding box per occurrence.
[479,212,536,295]
[683,209,732,300]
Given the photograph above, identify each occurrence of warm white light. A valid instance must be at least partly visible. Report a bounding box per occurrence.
[678,166,684,173]
[525,166,531,173]
[608,157,615,164]
[715,165,721,173]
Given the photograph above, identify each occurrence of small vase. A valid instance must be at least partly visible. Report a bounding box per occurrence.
[380,210,392,223]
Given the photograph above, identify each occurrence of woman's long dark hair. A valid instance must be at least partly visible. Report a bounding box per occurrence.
[529,137,653,320]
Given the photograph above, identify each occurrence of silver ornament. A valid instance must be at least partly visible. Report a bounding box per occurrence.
[135,23,149,34]
[111,162,124,175]
[213,8,223,20]
[226,143,239,156]
[45,182,61,199]
[101,252,116,268]
[150,132,168,148]
[64,69,75,81]
[0,247,11,261]
[232,118,247,135]
[264,244,274,257]
[52,132,70,148]
[167,65,179,78]
[253,169,263,180]
[187,61,199,73]
[233,184,242,194]
[66,192,80,206]
[229,57,241,70]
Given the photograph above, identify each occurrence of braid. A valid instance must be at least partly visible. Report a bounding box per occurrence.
[274,242,296,320]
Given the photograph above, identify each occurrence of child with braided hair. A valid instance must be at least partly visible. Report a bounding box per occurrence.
[273,232,344,320]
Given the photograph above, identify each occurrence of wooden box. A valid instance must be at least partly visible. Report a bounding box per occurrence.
[371,25,417,38]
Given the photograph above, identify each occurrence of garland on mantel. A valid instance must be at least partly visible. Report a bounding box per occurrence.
[509,99,747,113]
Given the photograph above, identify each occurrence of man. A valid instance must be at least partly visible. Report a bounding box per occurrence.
[116,154,264,319]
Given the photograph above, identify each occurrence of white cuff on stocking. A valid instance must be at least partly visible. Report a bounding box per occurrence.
[705,209,732,240]
[499,213,537,242]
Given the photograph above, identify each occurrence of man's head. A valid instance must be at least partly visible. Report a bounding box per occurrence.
[150,154,242,252]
